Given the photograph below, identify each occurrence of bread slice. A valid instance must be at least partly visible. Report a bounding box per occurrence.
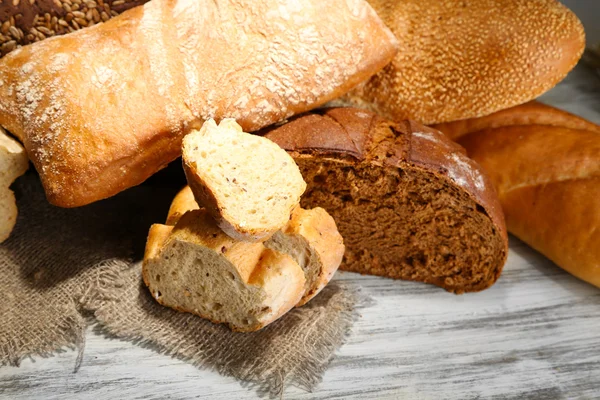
[143,209,306,332]
[163,186,344,306]
[265,108,508,293]
[182,119,306,242]
[0,128,28,243]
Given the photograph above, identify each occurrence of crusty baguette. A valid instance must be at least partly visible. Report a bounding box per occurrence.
[143,210,306,332]
[341,0,584,124]
[163,185,344,306]
[433,101,600,141]
[0,127,28,243]
[0,0,398,208]
[435,105,600,288]
[182,119,306,242]
[265,108,508,293]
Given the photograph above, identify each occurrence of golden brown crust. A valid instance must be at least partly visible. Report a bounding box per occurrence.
[433,101,600,141]
[286,207,345,306]
[0,0,398,208]
[457,125,600,288]
[344,0,585,124]
[439,101,600,288]
[166,186,199,226]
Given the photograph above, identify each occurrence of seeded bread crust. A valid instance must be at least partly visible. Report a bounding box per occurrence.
[0,127,28,243]
[264,107,508,293]
[0,0,398,208]
[341,0,584,124]
[0,0,146,57]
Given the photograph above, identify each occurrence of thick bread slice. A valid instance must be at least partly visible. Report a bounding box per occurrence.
[265,207,344,306]
[0,128,28,243]
[182,119,306,242]
[143,209,306,332]
[164,186,344,306]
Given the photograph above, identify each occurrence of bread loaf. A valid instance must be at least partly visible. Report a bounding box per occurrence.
[143,210,306,332]
[144,187,344,330]
[163,186,345,307]
[433,101,600,141]
[0,0,398,208]
[341,0,585,124]
[264,108,508,293]
[182,119,306,242]
[0,127,28,243]
[0,0,145,57]
[434,103,600,288]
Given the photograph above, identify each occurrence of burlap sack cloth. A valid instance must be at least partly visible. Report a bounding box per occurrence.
[0,169,367,397]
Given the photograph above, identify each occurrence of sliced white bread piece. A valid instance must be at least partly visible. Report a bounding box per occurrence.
[143,209,306,332]
[0,128,28,242]
[265,207,345,306]
[182,119,306,242]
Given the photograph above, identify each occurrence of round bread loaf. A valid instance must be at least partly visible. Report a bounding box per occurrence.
[343,0,585,125]
[265,107,509,293]
[0,0,146,56]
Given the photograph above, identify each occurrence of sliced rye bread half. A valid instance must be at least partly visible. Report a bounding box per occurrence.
[163,186,345,307]
[264,107,508,293]
[143,210,306,332]
[182,119,306,242]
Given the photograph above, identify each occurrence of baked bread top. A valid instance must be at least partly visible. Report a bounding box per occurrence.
[0,0,397,207]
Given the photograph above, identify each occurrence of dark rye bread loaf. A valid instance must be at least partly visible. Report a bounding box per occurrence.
[0,0,145,57]
[264,108,508,293]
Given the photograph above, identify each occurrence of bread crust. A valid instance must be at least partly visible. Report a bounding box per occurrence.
[0,128,28,243]
[454,122,600,288]
[264,107,508,292]
[344,0,585,124]
[285,207,345,306]
[0,0,397,208]
[143,210,306,332]
[433,101,600,141]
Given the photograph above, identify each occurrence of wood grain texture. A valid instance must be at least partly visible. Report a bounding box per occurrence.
[1,65,600,400]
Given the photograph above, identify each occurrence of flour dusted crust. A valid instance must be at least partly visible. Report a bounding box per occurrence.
[0,0,398,207]
[0,127,28,243]
[265,107,508,293]
[343,0,584,124]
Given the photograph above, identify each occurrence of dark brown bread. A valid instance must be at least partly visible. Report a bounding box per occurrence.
[264,107,508,293]
[0,0,145,57]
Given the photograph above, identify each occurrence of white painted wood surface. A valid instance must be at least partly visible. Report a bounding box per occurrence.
[1,64,600,400]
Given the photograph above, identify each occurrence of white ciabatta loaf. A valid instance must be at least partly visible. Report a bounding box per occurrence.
[0,128,28,243]
[163,186,345,307]
[0,0,397,208]
[342,0,584,124]
[182,119,306,242]
[143,210,306,332]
